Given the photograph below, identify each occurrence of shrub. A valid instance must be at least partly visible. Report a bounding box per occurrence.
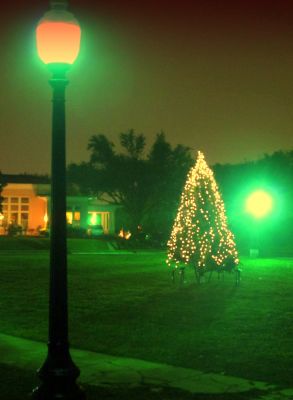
[67,225,87,238]
[7,224,22,237]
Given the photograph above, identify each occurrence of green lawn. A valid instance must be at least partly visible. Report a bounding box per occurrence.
[0,250,293,387]
[0,236,110,252]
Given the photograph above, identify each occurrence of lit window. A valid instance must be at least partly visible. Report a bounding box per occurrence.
[73,211,80,221]
[88,212,101,225]
[10,213,18,223]
[66,212,73,224]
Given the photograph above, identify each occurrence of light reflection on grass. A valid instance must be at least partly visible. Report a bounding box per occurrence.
[0,250,293,386]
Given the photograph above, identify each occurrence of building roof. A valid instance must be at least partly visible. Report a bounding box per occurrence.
[1,174,50,184]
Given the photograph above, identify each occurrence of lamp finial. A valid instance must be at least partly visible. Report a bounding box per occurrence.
[50,0,68,10]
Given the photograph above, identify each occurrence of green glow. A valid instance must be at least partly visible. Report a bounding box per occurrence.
[89,213,97,226]
[88,213,102,226]
[245,190,273,218]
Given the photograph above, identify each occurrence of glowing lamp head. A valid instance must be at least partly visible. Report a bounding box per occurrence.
[36,1,81,65]
[245,190,273,219]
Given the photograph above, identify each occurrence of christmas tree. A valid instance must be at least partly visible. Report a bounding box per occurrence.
[166,151,239,275]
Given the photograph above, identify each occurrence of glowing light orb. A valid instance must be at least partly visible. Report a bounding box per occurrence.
[245,190,273,218]
[36,21,81,64]
[36,3,81,66]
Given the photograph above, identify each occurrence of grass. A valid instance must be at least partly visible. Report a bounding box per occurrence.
[0,236,110,252]
[0,249,293,389]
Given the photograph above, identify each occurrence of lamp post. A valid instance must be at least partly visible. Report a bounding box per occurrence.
[33,1,85,399]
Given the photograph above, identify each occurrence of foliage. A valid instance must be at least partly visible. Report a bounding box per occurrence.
[67,130,193,236]
[167,151,239,273]
[66,225,87,238]
[145,133,194,238]
[7,224,22,237]
[67,162,100,196]
[67,136,292,249]
[213,150,293,214]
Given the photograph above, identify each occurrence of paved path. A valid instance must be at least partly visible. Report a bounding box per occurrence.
[0,333,292,399]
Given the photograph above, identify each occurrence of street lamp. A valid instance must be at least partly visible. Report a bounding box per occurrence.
[245,190,273,219]
[33,1,84,399]
[245,189,274,257]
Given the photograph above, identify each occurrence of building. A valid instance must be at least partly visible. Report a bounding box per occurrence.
[0,178,118,236]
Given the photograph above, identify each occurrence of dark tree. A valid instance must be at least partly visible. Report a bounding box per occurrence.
[67,162,100,196]
[68,130,193,237]
[86,130,150,231]
[145,132,193,238]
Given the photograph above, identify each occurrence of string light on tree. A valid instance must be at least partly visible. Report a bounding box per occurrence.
[166,151,239,275]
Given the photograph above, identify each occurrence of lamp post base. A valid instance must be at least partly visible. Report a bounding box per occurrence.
[32,345,86,400]
[32,381,85,400]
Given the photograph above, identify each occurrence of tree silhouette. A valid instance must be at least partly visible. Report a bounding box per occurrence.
[68,130,193,236]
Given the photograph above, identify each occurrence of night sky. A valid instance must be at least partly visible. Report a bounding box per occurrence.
[1,0,293,174]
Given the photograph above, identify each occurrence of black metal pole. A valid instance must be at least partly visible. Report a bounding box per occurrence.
[33,64,85,400]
